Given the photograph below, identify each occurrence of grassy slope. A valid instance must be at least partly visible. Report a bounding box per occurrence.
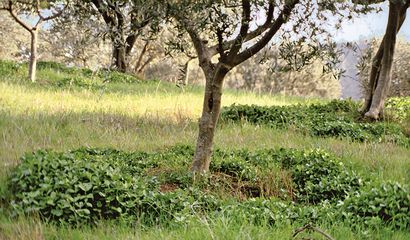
[0,61,409,239]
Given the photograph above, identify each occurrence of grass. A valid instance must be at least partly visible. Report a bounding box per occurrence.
[1,216,409,240]
[0,60,409,239]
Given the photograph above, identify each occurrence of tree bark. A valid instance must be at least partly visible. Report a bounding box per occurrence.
[112,44,127,72]
[363,1,408,119]
[191,66,228,172]
[134,40,149,73]
[183,61,190,85]
[29,30,38,83]
[181,58,194,85]
[361,38,384,113]
[111,33,139,72]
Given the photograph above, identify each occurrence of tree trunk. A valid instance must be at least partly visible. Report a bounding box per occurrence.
[191,66,228,173]
[363,1,408,119]
[182,59,194,85]
[134,40,149,73]
[29,30,38,83]
[361,38,384,113]
[112,44,127,72]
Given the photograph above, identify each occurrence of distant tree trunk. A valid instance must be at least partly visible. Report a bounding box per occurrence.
[111,33,139,72]
[134,40,154,77]
[91,0,140,73]
[182,60,190,85]
[112,44,127,72]
[363,1,408,119]
[191,66,229,172]
[179,58,194,86]
[29,29,38,82]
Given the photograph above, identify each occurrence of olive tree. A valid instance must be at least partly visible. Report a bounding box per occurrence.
[355,0,410,119]
[73,0,162,72]
[165,0,371,173]
[0,0,66,82]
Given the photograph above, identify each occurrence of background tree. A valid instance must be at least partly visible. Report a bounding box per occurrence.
[224,47,341,98]
[166,0,370,173]
[358,37,410,97]
[73,0,162,72]
[0,0,65,82]
[355,0,410,119]
[44,10,110,68]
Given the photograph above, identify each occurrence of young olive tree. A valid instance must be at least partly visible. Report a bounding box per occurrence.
[0,0,65,82]
[165,0,370,173]
[354,0,409,119]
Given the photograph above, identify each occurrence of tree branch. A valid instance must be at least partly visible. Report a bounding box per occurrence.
[176,14,212,69]
[137,56,153,73]
[6,1,33,32]
[292,224,335,240]
[209,1,274,57]
[352,0,385,5]
[233,0,300,66]
[36,0,65,22]
[226,0,251,59]
[134,39,150,71]
[91,0,115,27]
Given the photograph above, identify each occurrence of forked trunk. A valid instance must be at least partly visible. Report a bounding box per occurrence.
[29,30,38,83]
[191,67,228,173]
[363,1,408,119]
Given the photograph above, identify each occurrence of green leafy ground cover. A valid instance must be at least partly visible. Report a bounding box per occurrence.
[221,100,410,146]
[5,146,409,230]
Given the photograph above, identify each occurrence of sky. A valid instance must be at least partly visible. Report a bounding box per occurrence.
[15,1,410,43]
[336,2,410,42]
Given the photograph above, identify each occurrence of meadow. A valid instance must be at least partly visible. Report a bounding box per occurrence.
[0,61,409,239]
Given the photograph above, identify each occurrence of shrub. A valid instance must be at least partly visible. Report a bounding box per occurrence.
[37,61,71,72]
[339,182,410,229]
[217,198,337,227]
[385,97,410,123]
[212,147,362,203]
[211,151,258,181]
[98,70,140,84]
[9,149,157,224]
[272,148,363,203]
[53,77,101,89]
[221,100,409,146]
[0,60,24,76]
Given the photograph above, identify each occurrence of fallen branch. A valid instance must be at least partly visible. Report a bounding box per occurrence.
[292,224,335,240]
